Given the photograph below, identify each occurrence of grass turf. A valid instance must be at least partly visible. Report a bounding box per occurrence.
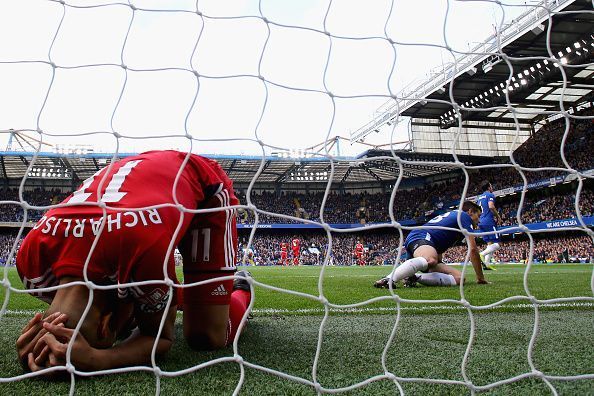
[0,263,592,395]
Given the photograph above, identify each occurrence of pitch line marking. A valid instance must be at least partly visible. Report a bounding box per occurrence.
[3,302,592,317]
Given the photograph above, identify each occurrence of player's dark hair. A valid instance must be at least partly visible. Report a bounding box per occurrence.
[481,181,492,192]
[462,200,481,213]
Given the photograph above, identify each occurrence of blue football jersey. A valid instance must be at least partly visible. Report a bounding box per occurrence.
[477,191,496,226]
[405,210,474,254]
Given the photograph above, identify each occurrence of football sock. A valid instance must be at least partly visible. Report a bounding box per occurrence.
[417,273,457,286]
[389,257,429,282]
[484,254,492,265]
[481,243,501,257]
[226,289,251,346]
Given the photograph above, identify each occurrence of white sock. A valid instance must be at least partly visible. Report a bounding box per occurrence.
[481,243,501,256]
[417,273,457,287]
[388,257,429,283]
[484,254,492,265]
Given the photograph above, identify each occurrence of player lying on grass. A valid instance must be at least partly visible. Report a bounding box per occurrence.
[15,150,252,373]
[374,201,489,288]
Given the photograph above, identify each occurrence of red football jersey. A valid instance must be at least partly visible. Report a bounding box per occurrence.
[355,243,364,253]
[280,242,288,252]
[17,150,238,312]
[291,238,300,250]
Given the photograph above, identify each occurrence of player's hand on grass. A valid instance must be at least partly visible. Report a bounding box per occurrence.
[16,312,68,371]
[33,321,96,372]
[477,278,490,285]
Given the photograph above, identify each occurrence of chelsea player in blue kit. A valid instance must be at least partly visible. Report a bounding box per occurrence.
[374,201,488,288]
[477,181,502,270]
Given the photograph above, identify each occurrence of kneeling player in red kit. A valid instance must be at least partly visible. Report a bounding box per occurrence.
[15,150,252,373]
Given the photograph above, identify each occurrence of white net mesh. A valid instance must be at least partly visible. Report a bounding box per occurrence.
[0,0,593,394]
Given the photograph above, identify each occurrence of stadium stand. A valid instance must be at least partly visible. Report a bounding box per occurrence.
[0,107,592,266]
[0,100,591,268]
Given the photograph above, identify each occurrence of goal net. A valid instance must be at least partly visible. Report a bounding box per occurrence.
[0,0,592,394]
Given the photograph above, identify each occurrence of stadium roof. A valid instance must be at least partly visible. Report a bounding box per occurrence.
[0,150,492,186]
[351,0,594,140]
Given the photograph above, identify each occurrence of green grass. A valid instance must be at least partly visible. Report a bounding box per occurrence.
[1,264,593,395]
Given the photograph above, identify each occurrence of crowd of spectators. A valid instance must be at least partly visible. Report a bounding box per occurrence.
[442,234,593,264]
[0,182,591,227]
[237,231,401,266]
[0,188,67,222]
[242,230,589,266]
[234,184,594,226]
[0,107,591,227]
[4,229,588,267]
[240,231,593,266]
[0,106,592,267]
[497,188,594,226]
[0,234,20,265]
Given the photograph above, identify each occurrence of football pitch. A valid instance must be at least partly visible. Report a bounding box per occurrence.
[0,264,592,395]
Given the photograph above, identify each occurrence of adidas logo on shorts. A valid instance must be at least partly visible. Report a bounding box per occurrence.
[211,284,228,296]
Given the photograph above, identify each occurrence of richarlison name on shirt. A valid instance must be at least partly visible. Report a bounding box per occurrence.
[33,209,163,238]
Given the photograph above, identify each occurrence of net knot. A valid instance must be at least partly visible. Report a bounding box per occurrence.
[0,278,10,289]
[319,296,329,306]
[65,362,75,373]
[234,354,244,364]
[164,278,175,287]
[129,4,137,11]
[314,382,323,393]
[153,366,163,377]
[460,299,471,309]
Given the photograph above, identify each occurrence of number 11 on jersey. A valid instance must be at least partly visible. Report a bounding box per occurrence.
[190,228,211,262]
